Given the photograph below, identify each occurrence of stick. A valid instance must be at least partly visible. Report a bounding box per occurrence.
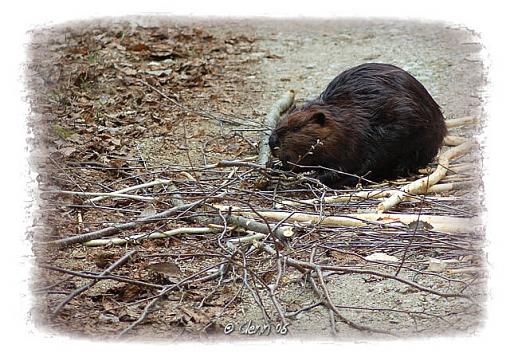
[257,90,295,165]
[44,190,157,202]
[42,200,204,246]
[444,135,468,146]
[445,116,476,128]
[52,250,136,315]
[222,214,294,241]
[83,226,220,247]
[377,140,477,213]
[279,181,470,207]
[279,189,399,207]
[213,204,481,234]
[252,241,468,298]
[88,178,172,203]
[226,233,266,250]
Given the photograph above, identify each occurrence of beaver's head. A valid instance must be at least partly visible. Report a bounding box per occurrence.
[268,106,337,171]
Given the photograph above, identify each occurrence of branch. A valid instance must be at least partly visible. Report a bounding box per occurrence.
[258,90,295,165]
[445,116,476,128]
[88,178,173,203]
[52,250,136,315]
[252,241,469,298]
[377,140,477,213]
[444,135,468,146]
[83,226,220,247]
[279,182,470,207]
[44,190,157,202]
[41,200,205,246]
[213,204,481,234]
[223,213,294,241]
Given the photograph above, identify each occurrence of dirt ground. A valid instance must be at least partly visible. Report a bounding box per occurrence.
[27,17,485,341]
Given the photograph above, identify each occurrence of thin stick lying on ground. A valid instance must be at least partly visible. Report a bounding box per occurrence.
[221,213,294,241]
[213,204,481,234]
[226,233,266,250]
[44,190,157,202]
[42,200,205,247]
[444,135,468,146]
[377,140,477,213]
[280,189,401,207]
[279,181,469,207]
[40,263,164,289]
[307,247,389,334]
[118,260,228,337]
[84,211,295,247]
[88,178,172,203]
[52,250,136,315]
[445,116,476,128]
[252,241,469,298]
[83,227,220,247]
[258,90,295,165]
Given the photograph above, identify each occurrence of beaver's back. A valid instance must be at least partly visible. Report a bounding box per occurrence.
[320,63,443,126]
[269,63,447,187]
[320,63,446,181]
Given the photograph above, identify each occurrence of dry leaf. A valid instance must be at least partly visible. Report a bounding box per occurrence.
[365,252,399,263]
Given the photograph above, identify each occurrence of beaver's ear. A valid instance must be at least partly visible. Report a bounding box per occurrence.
[310,112,326,126]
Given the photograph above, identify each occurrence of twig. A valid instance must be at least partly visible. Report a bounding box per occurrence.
[52,250,136,315]
[118,260,228,337]
[39,263,164,289]
[214,204,481,234]
[444,135,468,146]
[44,190,157,202]
[252,241,469,298]
[258,90,295,165]
[83,226,221,247]
[377,140,477,213]
[43,200,205,246]
[88,178,173,203]
[445,116,476,128]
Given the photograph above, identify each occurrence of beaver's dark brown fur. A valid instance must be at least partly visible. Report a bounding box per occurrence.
[268,63,447,187]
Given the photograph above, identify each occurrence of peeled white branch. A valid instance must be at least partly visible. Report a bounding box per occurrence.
[280,181,469,207]
[226,233,266,250]
[213,204,481,234]
[279,189,398,207]
[258,90,295,165]
[445,116,476,128]
[377,140,477,213]
[444,135,468,146]
[88,178,172,203]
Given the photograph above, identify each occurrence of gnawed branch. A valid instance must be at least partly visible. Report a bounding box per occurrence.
[257,90,295,165]
[213,204,481,234]
[377,140,477,213]
[445,116,476,128]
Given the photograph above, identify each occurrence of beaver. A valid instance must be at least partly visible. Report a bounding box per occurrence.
[268,63,447,187]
